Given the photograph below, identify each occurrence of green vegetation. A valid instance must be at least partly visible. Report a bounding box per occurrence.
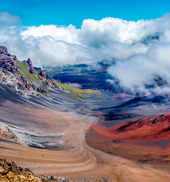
[69,93,84,99]
[42,81,47,87]
[58,82,100,99]
[14,60,101,99]
[37,92,48,98]
[14,60,39,83]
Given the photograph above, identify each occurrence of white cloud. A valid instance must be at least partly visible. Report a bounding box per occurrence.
[0,12,21,25]
[108,43,170,92]
[79,16,169,46]
[1,12,170,93]
[21,24,80,45]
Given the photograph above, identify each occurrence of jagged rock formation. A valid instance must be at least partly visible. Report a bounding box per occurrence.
[0,46,18,74]
[0,46,59,97]
[24,58,47,78]
[20,75,31,90]
[24,58,49,80]
[39,70,46,79]
[25,58,35,74]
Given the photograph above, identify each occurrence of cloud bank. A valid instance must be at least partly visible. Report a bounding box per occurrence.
[1,12,170,92]
[0,12,21,25]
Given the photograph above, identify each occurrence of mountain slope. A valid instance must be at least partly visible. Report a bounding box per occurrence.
[91,113,170,146]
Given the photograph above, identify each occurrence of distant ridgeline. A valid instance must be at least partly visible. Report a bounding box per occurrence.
[44,63,122,93]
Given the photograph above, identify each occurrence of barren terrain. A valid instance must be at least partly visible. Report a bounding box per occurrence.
[0,99,170,181]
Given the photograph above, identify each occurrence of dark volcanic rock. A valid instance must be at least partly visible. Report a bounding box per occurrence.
[2,60,18,74]
[0,46,51,97]
[35,67,49,79]
[18,90,26,97]
[0,159,24,175]
[0,159,44,181]
[46,80,50,86]
[0,46,10,55]
[2,77,8,83]
[52,79,58,88]
[21,75,31,90]
[39,70,46,79]
[26,58,34,74]
[37,87,48,96]
[12,55,17,60]
[31,84,36,90]
[16,82,25,90]
[0,46,19,74]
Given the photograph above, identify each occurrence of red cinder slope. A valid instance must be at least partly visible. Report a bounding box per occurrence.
[91,113,170,143]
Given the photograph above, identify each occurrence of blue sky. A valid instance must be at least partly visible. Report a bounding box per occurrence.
[0,0,170,27]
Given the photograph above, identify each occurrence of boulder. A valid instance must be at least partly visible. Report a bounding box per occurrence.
[52,80,58,88]
[16,82,25,90]
[18,90,26,97]
[37,87,48,96]
[39,70,46,79]
[2,77,8,83]
[12,55,17,60]
[31,84,36,90]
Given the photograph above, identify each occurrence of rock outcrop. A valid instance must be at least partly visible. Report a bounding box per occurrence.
[0,46,60,98]
[0,159,67,182]
[26,58,35,74]
[38,70,46,79]
[2,77,8,83]
[37,87,48,96]
[0,46,18,74]
[0,126,16,140]
[34,67,47,79]
[0,158,41,181]
[21,75,31,91]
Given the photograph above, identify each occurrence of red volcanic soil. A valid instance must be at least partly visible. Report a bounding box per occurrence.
[92,90,101,94]
[91,113,170,145]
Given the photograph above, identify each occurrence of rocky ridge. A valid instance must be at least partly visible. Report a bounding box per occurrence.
[0,46,59,97]
[0,46,18,74]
